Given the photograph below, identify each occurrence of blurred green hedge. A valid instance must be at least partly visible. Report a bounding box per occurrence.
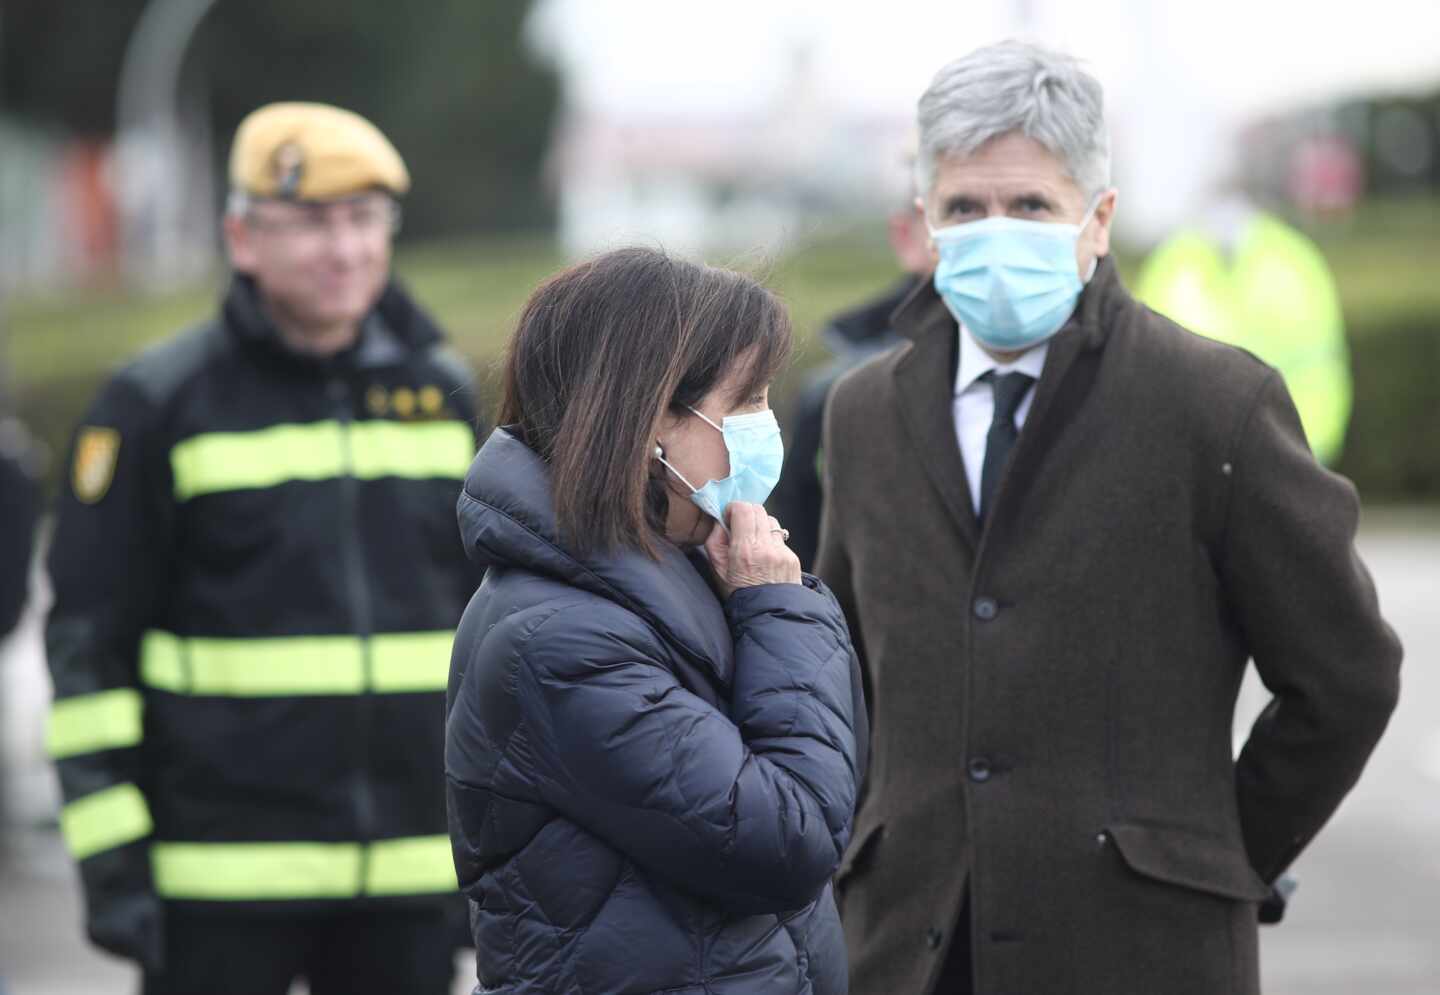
[1335,309,1440,499]
[7,221,1438,504]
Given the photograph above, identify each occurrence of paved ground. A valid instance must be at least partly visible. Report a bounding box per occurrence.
[1246,513,1440,995]
[3,510,1438,994]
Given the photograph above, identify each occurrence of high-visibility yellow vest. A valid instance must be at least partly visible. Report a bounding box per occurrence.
[1135,214,1351,466]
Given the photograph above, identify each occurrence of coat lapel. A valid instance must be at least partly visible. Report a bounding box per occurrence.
[892,291,981,551]
[889,258,1124,553]
[983,258,1120,538]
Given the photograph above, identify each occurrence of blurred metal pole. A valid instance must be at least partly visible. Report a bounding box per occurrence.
[115,0,220,289]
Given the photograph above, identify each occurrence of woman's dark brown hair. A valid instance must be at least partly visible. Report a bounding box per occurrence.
[498,247,792,555]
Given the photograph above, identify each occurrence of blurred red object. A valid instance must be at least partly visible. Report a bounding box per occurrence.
[59,140,119,285]
[1288,134,1365,219]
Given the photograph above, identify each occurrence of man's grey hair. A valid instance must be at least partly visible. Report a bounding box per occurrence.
[916,41,1110,202]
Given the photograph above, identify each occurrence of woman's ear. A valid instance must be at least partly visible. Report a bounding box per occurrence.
[654,404,688,448]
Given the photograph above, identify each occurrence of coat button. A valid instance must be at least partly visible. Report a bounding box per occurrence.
[967,758,992,782]
[973,597,998,621]
[926,927,943,949]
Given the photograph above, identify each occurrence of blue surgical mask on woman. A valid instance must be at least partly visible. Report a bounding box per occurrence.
[929,198,1101,352]
[657,407,783,529]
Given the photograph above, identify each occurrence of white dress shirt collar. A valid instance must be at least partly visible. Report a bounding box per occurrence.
[951,325,1049,515]
[954,325,1049,398]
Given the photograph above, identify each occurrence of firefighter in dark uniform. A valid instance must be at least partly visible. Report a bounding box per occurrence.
[45,103,481,995]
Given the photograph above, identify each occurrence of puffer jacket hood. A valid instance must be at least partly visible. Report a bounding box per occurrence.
[457,427,734,681]
[446,428,865,994]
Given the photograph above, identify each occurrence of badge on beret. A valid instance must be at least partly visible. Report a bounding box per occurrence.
[73,427,121,504]
[271,142,305,198]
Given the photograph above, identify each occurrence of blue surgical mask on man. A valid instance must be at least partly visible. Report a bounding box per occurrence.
[658,407,783,530]
[929,197,1102,352]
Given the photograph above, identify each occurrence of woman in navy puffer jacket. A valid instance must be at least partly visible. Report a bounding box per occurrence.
[445,248,865,994]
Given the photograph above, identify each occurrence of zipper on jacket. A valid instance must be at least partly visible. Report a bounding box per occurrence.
[329,375,379,895]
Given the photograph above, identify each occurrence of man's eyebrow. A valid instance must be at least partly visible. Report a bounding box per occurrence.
[1008,190,1056,205]
[942,193,983,210]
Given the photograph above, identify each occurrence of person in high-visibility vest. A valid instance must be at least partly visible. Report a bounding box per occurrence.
[1135,203,1352,466]
[45,103,480,994]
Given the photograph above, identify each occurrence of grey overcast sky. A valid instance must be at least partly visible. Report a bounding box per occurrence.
[530,0,1440,118]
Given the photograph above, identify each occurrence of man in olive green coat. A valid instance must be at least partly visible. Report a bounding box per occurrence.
[817,41,1401,995]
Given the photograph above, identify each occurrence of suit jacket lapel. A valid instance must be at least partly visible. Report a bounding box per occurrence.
[892,296,981,551]
[889,258,1123,553]
[984,258,1120,536]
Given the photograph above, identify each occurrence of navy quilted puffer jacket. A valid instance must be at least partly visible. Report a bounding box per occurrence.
[446,428,865,994]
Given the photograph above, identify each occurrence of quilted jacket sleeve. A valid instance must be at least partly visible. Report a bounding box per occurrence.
[514,579,859,915]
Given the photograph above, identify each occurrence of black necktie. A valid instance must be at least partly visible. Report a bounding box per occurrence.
[978,371,1035,524]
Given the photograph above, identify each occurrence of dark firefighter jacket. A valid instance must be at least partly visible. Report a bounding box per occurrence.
[45,275,481,963]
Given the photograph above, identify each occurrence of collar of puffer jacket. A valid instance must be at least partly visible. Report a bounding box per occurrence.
[457,428,735,685]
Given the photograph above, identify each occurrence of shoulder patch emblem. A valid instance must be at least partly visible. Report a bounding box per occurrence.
[73,427,121,504]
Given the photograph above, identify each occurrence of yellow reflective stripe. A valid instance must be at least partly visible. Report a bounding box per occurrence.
[371,631,455,692]
[138,631,186,692]
[170,420,473,500]
[349,420,475,482]
[46,688,143,759]
[151,835,455,899]
[367,835,458,895]
[61,784,152,860]
[153,842,361,900]
[171,422,344,500]
[141,630,452,696]
[142,632,362,696]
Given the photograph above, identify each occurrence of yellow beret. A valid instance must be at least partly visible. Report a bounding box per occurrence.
[229,102,410,201]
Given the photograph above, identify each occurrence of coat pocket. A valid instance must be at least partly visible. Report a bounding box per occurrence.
[1105,822,1272,902]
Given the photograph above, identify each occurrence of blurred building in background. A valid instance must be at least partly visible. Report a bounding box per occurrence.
[0,0,557,293]
[0,122,150,293]
[1237,92,1440,221]
[4,0,1439,287]
[543,44,912,257]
